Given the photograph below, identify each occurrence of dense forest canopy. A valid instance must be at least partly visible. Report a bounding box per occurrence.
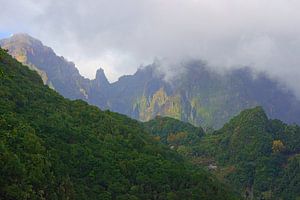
[0,48,238,199]
[145,107,300,199]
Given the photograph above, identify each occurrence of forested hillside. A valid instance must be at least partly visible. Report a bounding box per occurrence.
[0,48,240,199]
[144,116,205,156]
[146,107,300,199]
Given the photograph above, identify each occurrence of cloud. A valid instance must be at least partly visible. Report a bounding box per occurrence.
[1,0,300,96]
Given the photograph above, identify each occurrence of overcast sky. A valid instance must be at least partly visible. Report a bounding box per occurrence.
[1,0,300,96]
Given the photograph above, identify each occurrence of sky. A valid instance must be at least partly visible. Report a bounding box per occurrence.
[1,0,300,96]
[0,32,12,39]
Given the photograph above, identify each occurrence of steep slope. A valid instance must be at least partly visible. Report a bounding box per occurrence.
[144,116,204,156]
[0,33,109,101]
[2,34,300,129]
[128,63,300,128]
[194,107,300,199]
[0,48,238,199]
[146,108,300,199]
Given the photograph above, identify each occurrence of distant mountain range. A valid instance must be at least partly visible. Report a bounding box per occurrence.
[2,33,300,128]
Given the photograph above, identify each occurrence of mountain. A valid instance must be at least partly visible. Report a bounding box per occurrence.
[0,48,239,199]
[1,34,300,129]
[108,62,300,128]
[202,107,300,199]
[0,33,110,102]
[146,107,300,199]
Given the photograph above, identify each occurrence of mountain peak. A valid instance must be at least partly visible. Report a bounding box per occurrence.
[0,33,50,59]
[239,106,268,120]
[223,106,269,132]
[94,67,109,87]
[96,67,104,74]
[3,33,42,46]
[95,68,107,80]
[11,33,32,39]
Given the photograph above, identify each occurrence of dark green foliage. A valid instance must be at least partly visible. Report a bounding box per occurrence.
[0,67,3,77]
[276,155,300,199]
[144,116,204,145]
[215,107,272,163]
[146,107,300,199]
[143,116,205,158]
[0,48,238,199]
[197,107,300,199]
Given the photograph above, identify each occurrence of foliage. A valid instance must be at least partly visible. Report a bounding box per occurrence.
[146,107,300,199]
[144,116,204,145]
[144,116,205,157]
[197,107,300,199]
[0,48,238,199]
[272,140,285,153]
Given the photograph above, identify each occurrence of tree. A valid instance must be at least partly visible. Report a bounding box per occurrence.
[272,140,285,153]
[0,68,3,77]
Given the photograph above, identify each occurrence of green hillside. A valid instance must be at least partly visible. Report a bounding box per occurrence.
[146,107,300,199]
[0,48,238,199]
[144,116,204,156]
[206,107,300,199]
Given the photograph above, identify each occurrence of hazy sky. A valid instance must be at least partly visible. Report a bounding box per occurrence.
[1,0,300,96]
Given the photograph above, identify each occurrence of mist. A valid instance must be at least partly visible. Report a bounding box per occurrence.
[1,0,300,97]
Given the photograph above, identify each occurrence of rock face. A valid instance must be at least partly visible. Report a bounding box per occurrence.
[2,34,300,128]
[1,34,78,96]
[0,33,109,101]
[109,63,300,128]
[94,68,109,88]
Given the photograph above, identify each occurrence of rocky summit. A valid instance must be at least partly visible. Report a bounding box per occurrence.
[2,34,300,129]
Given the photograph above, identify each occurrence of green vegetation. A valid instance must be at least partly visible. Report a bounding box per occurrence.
[210,107,300,199]
[144,116,204,157]
[146,107,300,199]
[0,68,3,77]
[0,48,238,199]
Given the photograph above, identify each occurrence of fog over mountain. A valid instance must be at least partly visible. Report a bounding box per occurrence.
[1,0,300,97]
